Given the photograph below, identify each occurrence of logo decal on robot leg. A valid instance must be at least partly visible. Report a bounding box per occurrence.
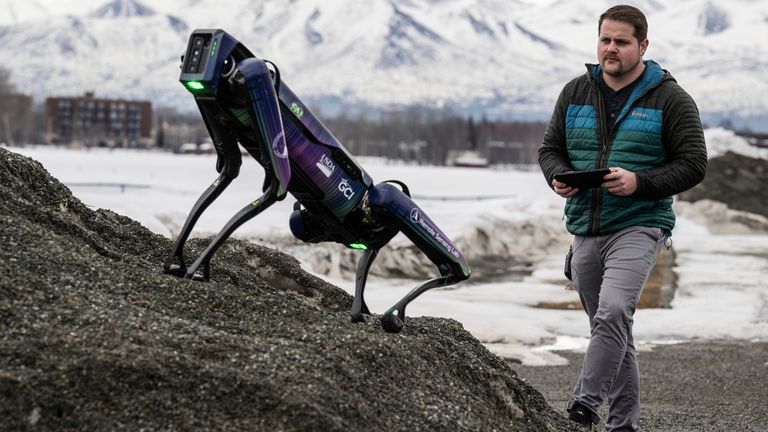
[410,208,435,237]
[410,207,461,258]
[316,154,335,177]
[410,208,421,223]
[272,130,288,159]
[338,178,355,200]
[290,102,304,119]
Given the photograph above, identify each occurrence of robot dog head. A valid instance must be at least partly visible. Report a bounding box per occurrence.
[179,29,254,97]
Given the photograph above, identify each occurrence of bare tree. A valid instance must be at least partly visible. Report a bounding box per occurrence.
[0,68,33,145]
[322,105,546,166]
[0,67,13,95]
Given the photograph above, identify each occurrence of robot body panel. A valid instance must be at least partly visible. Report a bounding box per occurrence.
[237,58,290,197]
[278,112,367,220]
[368,183,470,278]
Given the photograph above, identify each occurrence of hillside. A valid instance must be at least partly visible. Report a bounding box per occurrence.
[0,146,580,431]
[678,151,768,218]
[1,0,767,120]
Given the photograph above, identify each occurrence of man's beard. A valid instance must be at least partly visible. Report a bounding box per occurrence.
[603,58,639,77]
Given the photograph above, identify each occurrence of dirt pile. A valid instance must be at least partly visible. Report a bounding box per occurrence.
[0,147,580,431]
[678,151,768,217]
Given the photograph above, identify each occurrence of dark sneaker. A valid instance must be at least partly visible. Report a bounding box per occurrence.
[568,402,594,426]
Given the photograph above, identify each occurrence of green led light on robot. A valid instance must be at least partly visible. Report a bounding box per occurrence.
[185,81,205,91]
[348,243,368,250]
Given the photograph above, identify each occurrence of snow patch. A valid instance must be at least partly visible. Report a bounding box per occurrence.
[704,128,768,160]
[674,199,768,234]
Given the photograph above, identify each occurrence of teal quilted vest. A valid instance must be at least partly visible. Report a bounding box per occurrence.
[564,61,675,235]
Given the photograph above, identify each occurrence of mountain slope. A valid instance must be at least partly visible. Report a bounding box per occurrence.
[0,0,766,118]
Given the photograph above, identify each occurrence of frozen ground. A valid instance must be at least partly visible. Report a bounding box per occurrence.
[10,131,768,365]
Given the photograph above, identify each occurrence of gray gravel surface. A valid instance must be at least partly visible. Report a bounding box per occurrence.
[508,341,768,431]
[0,147,584,431]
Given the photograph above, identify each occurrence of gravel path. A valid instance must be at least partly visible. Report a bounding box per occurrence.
[508,340,768,431]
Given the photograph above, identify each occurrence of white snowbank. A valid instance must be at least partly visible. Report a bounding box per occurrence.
[704,127,768,160]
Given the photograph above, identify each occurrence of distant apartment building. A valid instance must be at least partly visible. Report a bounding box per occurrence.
[45,92,152,147]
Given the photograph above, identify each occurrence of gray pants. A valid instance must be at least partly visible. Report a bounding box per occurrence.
[567,226,666,432]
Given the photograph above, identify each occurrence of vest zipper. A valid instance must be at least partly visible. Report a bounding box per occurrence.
[588,72,664,235]
[590,89,609,235]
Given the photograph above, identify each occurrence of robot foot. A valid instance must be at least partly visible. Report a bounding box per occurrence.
[381,313,404,333]
[350,312,372,324]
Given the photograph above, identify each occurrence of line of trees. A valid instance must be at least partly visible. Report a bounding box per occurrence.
[0,68,38,146]
[319,106,547,166]
[1,67,548,166]
[152,104,548,165]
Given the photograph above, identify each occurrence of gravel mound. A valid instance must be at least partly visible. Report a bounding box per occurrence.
[678,151,768,217]
[0,148,580,431]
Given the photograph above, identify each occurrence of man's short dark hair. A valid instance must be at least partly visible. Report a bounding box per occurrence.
[599,5,648,43]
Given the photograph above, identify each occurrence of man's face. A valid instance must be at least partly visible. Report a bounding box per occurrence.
[597,19,648,78]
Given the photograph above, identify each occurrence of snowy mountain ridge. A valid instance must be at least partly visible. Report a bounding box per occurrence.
[1,0,767,121]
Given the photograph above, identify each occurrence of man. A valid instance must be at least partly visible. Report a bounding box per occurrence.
[538,5,706,431]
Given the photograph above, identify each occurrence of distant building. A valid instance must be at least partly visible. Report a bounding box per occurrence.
[486,141,527,166]
[45,92,152,147]
[447,150,489,168]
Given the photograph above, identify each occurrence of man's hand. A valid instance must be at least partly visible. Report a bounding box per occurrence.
[602,167,637,196]
[552,178,579,198]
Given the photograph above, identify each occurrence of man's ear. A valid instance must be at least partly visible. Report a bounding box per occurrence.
[640,39,649,55]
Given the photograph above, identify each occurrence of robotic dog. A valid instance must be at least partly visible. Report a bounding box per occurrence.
[163,29,470,333]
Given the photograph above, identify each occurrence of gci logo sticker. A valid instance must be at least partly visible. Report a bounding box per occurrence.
[338,178,355,200]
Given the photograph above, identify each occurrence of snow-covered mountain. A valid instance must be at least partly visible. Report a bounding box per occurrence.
[1,0,767,120]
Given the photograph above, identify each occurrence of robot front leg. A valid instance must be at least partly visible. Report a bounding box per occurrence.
[163,172,235,277]
[184,179,281,280]
[381,275,458,333]
[163,99,243,278]
[354,182,471,333]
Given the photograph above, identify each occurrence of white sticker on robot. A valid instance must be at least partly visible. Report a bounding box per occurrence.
[316,154,335,177]
[410,207,457,256]
[410,208,421,223]
[338,178,355,200]
[272,130,287,159]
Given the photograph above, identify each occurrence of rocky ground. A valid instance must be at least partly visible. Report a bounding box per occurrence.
[509,341,768,432]
[0,147,583,431]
